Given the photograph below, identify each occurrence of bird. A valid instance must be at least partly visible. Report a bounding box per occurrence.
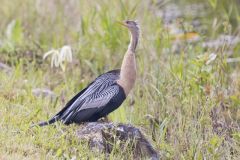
[33,20,139,127]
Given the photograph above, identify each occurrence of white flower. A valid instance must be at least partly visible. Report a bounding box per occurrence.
[60,45,72,62]
[6,20,16,40]
[43,45,73,71]
[206,53,217,65]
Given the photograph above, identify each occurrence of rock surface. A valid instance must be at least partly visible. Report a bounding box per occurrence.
[76,122,159,159]
[32,88,56,99]
[0,62,12,73]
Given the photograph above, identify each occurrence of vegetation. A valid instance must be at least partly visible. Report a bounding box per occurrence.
[0,0,239,159]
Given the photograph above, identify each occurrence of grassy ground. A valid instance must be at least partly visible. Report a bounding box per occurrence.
[0,0,240,159]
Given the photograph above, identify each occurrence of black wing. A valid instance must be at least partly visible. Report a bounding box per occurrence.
[33,70,120,127]
[61,85,120,124]
[59,69,120,123]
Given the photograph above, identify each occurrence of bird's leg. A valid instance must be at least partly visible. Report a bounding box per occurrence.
[99,116,109,123]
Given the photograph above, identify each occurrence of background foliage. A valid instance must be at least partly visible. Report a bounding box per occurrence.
[0,0,240,159]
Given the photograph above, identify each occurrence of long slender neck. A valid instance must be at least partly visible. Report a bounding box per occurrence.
[117,29,139,96]
[128,30,139,53]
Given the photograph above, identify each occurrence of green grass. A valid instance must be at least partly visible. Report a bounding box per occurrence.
[0,0,240,159]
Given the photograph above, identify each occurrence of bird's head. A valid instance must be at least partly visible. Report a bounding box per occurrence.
[118,20,139,34]
[118,20,140,52]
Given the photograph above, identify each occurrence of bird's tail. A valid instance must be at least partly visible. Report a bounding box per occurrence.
[31,115,60,128]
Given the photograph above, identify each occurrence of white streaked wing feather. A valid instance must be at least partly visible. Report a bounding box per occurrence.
[62,85,119,123]
[61,72,119,119]
[79,85,119,110]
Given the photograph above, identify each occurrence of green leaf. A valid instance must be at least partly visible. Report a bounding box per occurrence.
[232,132,240,141]
[6,19,24,45]
[208,0,218,9]
[209,135,222,148]
[56,148,63,157]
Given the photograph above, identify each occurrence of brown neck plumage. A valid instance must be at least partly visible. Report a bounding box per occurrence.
[117,29,139,95]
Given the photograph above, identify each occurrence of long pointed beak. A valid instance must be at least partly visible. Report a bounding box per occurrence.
[116,21,128,27]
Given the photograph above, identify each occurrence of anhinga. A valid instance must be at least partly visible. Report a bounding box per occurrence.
[34,20,139,127]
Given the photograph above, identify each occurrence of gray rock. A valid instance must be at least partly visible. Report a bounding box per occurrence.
[202,35,240,50]
[76,122,159,159]
[0,62,12,73]
[32,88,56,99]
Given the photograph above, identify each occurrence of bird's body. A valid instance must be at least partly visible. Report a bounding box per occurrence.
[34,20,139,127]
